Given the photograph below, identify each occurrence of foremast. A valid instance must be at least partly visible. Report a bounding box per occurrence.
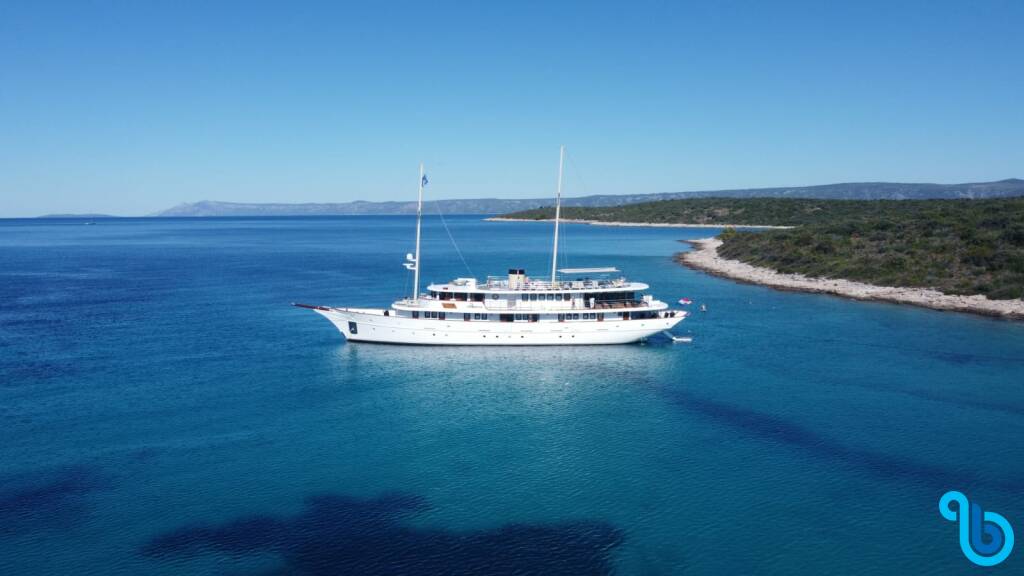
[550,145,565,283]
[404,162,426,301]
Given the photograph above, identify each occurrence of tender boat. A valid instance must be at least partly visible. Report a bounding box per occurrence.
[295,147,686,345]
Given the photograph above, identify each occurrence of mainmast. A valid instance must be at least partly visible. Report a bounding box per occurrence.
[405,163,425,301]
[550,145,565,283]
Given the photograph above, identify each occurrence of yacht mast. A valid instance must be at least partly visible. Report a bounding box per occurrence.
[550,145,565,283]
[412,162,424,301]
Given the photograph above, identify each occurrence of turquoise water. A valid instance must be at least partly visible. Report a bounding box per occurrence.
[1,216,1023,574]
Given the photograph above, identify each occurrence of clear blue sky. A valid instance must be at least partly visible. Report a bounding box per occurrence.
[1,1,1021,217]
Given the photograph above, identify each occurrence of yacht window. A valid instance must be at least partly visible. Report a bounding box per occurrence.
[464,313,471,321]
[572,313,580,320]
[348,321,358,334]
[492,294,499,300]
[438,312,446,320]
[557,313,565,322]
[521,294,528,301]
[412,311,419,319]
[529,293,538,301]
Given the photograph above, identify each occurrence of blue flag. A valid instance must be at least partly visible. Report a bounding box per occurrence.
[422,174,428,187]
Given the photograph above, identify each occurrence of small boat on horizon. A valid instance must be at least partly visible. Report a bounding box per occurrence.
[295,147,687,345]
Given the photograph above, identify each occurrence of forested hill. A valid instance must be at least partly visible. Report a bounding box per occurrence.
[499,197,1024,300]
[715,198,1024,300]
[498,197,1024,227]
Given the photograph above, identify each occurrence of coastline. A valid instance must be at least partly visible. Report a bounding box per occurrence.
[485,217,793,229]
[677,238,1024,320]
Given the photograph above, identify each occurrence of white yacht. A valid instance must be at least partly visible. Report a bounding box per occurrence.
[296,147,686,345]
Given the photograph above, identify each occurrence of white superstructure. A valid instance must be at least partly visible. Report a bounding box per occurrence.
[296,147,686,345]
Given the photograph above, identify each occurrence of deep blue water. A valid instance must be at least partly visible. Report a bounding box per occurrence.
[1,215,1023,574]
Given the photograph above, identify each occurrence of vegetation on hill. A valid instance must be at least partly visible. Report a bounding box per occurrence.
[501,198,1024,300]
[500,197,970,226]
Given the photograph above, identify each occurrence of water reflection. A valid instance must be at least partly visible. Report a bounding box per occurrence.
[330,342,680,405]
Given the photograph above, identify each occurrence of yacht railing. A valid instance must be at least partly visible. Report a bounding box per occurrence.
[482,276,628,291]
[395,297,661,311]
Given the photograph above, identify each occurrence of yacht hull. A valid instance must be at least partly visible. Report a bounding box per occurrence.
[307,307,684,345]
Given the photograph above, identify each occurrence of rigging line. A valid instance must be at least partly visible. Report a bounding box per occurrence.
[558,205,569,272]
[434,200,475,278]
[561,149,593,271]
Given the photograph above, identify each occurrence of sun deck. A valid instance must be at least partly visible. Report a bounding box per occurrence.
[394,296,661,311]
[427,276,649,295]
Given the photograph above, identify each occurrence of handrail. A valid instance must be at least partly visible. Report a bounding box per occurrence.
[395,298,662,311]
[481,277,630,291]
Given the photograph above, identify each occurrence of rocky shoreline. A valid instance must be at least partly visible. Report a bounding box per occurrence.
[677,238,1024,320]
[485,217,792,229]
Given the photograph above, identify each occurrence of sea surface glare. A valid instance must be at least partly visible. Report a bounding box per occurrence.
[1,216,1023,574]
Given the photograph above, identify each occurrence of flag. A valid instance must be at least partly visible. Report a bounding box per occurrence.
[422,174,428,187]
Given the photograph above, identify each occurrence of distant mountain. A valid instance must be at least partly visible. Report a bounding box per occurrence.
[38,213,119,218]
[151,179,1024,216]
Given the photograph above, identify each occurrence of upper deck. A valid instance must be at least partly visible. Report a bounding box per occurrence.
[426,276,649,295]
[394,267,669,313]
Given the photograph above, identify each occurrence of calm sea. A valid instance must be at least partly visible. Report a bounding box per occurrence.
[1,216,1023,575]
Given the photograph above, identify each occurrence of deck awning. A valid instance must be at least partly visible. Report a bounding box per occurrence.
[557,267,619,274]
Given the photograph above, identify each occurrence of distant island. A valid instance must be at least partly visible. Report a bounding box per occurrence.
[496,197,1024,319]
[149,179,1024,217]
[38,213,119,219]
